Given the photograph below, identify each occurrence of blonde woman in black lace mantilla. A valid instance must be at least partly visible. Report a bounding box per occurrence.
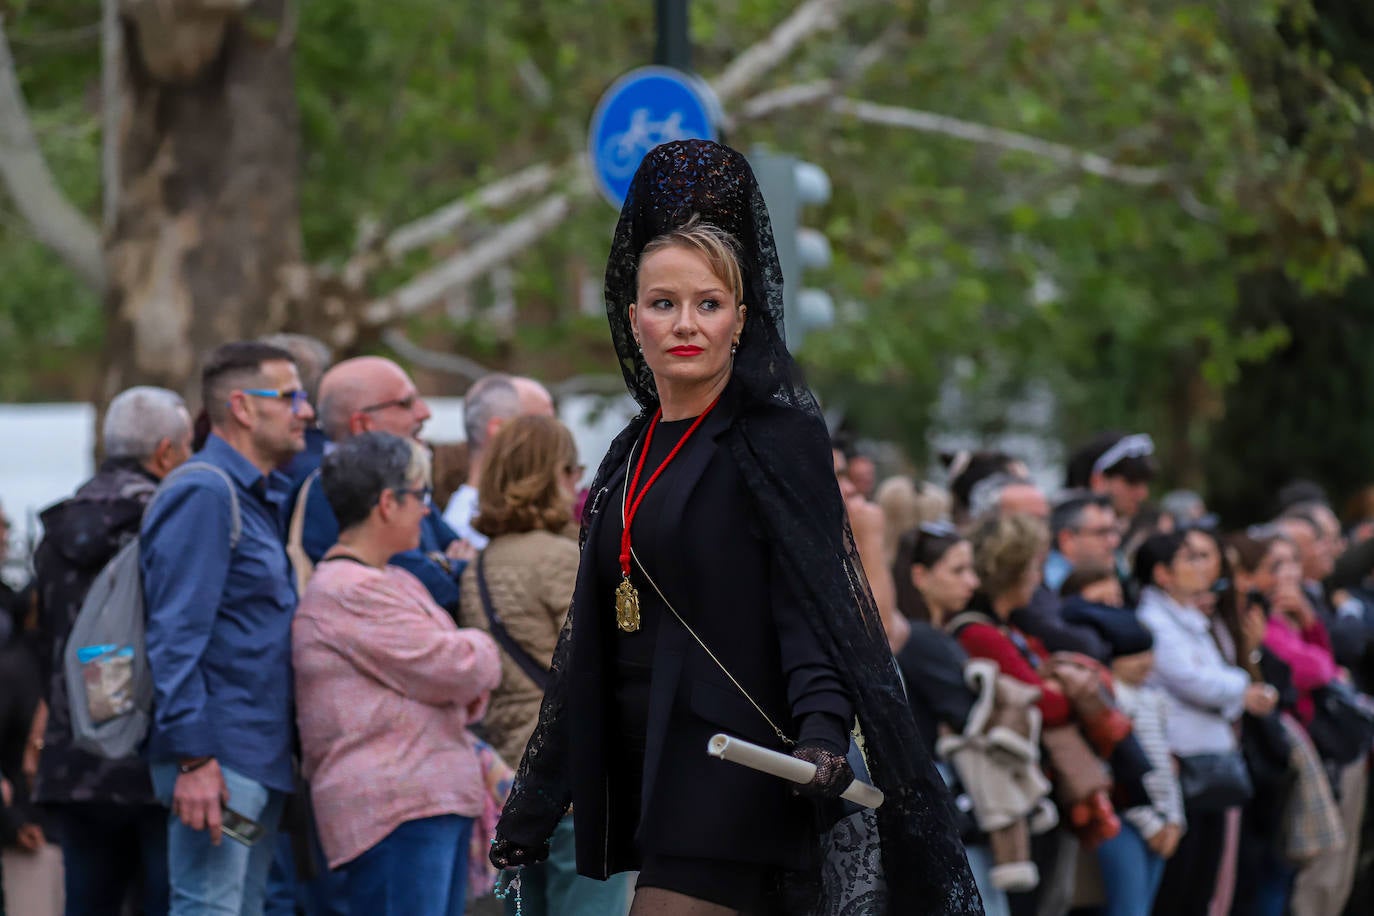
[489,140,982,916]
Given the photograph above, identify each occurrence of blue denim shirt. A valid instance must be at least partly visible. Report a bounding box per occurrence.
[141,434,296,792]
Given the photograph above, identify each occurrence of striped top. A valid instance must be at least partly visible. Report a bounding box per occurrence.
[1114,681,1186,838]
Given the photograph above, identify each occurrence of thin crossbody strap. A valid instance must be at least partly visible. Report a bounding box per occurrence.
[620,435,794,747]
[630,547,795,747]
[475,551,550,691]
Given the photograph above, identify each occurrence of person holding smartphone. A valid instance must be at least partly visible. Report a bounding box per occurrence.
[142,342,313,915]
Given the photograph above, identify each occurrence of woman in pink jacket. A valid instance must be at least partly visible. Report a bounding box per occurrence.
[294,432,501,915]
[1232,532,1338,724]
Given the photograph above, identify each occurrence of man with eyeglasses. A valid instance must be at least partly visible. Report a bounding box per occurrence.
[140,341,314,914]
[296,357,467,616]
[442,373,555,551]
[259,333,334,495]
[1045,492,1121,593]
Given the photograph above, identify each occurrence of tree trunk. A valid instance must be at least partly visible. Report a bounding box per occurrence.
[103,0,302,407]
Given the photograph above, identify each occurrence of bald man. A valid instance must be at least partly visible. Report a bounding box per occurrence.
[294,356,467,613]
[442,373,555,548]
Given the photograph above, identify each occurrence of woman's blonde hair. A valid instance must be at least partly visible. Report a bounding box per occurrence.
[405,438,433,488]
[639,213,745,305]
[473,415,577,538]
[971,513,1049,598]
[876,476,952,565]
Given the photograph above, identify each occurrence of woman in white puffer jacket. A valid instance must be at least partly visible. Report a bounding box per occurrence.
[1135,529,1276,916]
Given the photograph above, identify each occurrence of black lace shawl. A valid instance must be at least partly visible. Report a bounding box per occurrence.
[496,139,982,914]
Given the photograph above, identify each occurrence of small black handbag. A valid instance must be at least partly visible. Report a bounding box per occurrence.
[1307,681,1374,765]
[1177,751,1254,813]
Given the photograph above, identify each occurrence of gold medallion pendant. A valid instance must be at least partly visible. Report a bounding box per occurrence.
[615,575,641,633]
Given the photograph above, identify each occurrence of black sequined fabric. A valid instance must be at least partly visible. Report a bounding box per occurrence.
[494,139,984,915]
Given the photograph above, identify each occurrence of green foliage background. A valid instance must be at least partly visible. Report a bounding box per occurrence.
[3,1,1373,516]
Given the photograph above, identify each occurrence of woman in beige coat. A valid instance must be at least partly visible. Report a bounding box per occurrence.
[458,414,631,915]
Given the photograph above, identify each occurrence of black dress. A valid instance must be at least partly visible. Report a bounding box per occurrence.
[594,417,685,862]
[590,414,841,911]
[590,417,760,907]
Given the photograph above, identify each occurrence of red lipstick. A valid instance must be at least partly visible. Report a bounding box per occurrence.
[667,345,704,356]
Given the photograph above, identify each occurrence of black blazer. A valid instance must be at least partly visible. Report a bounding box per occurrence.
[567,389,853,878]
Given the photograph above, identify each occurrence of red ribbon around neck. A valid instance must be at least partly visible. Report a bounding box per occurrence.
[619,395,722,579]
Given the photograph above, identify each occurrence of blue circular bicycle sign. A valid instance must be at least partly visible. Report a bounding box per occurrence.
[588,66,721,208]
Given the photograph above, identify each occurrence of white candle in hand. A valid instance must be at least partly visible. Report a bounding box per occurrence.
[707,733,884,809]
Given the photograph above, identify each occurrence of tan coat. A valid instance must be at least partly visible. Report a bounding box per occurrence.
[458,529,578,767]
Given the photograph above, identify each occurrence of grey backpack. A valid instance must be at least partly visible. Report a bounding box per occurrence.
[65,462,241,759]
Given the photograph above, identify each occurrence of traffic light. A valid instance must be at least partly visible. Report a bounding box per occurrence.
[750,149,834,349]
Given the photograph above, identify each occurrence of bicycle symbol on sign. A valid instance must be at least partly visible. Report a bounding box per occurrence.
[600,108,688,179]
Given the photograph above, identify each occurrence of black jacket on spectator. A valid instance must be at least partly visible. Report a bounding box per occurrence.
[0,616,45,845]
[1059,597,1154,657]
[896,621,976,757]
[31,458,161,807]
[1328,536,1374,690]
[1303,582,1374,689]
[1012,585,1112,663]
[0,581,19,646]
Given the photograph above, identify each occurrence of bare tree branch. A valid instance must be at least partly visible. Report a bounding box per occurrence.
[830,97,1171,187]
[731,24,896,123]
[738,82,1221,219]
[381,328,493,382]
[0,17,105,292]
[383,327,627,398]
[362,188,583,328]
[384,161,559,260]
[9,23,101,49]
[738,80,835,121]
[710,0,846,104]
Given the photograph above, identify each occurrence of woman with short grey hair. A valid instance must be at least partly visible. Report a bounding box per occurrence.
[293,431,500,915]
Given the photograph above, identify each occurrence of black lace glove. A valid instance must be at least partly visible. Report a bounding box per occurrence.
[489,835,551,870]
[791,742,854,799]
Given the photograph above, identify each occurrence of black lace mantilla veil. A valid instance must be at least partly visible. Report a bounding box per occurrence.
[496,139,983,914]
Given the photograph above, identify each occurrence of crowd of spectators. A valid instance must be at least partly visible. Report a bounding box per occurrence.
[2,338,1373,916]
[841,432,1374,916]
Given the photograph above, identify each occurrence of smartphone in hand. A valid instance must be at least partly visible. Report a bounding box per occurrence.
[221,806,265,846]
